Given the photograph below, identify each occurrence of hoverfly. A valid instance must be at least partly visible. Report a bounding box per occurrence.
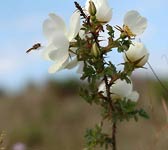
[26,43,41,53]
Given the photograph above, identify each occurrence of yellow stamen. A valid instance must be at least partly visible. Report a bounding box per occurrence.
[123,25,136,37]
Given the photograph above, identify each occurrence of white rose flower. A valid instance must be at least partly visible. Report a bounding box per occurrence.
[98,77,139,102]
[42,11,80,73]
[123,42,149,67]
[85,0,112,23]
[123,10,147,36]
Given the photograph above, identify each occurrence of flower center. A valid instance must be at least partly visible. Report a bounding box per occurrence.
[123,25,136,37]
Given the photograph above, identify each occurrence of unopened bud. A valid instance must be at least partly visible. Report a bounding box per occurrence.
[88,0,97,16]
[90,16,96,22]
[91,43,100,58]
[120,32,127,39]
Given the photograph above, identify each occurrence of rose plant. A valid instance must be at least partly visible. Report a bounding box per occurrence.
[31,0,150,149]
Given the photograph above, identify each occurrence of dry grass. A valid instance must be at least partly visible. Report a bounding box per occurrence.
[0,78,168,150]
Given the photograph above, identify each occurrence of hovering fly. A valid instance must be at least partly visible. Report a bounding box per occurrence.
[26,43,41,53]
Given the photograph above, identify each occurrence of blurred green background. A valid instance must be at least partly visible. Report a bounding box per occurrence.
[0,77,168,150]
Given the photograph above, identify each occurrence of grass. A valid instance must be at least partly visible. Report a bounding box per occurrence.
[0,77,168,150]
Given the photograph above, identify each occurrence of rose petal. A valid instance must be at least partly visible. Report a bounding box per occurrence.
[48,47,68,62]
[43,13,66,41]
[67,11,81,41]
[98,81,107,96]
[124,10,147,35]
[95,0,112,22]
[85,0,112,23]
[123,42,149,66]
[127,91,139,102]
[51,31,69,49]
[48,56,69,73]
[42,31,69,62]
[111,79,133,98]
[66,57,78,69]
[77,61,84,74]
[42,44,56,61]
[96,7,112,23]
[98,77,134,99]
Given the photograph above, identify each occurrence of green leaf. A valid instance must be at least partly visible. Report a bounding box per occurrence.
[106,24,114,38]
[84,125,110,150]
[138,109,150,119]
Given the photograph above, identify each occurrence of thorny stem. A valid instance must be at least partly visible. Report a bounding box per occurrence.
[112,122,117,150]
[104,75,117,150]
[74,2,87,19]
[101,34,117,150]
[75,2,117,149]
[104,75,114,112]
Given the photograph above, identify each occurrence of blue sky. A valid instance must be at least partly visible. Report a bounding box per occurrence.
[0,0,168,91]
